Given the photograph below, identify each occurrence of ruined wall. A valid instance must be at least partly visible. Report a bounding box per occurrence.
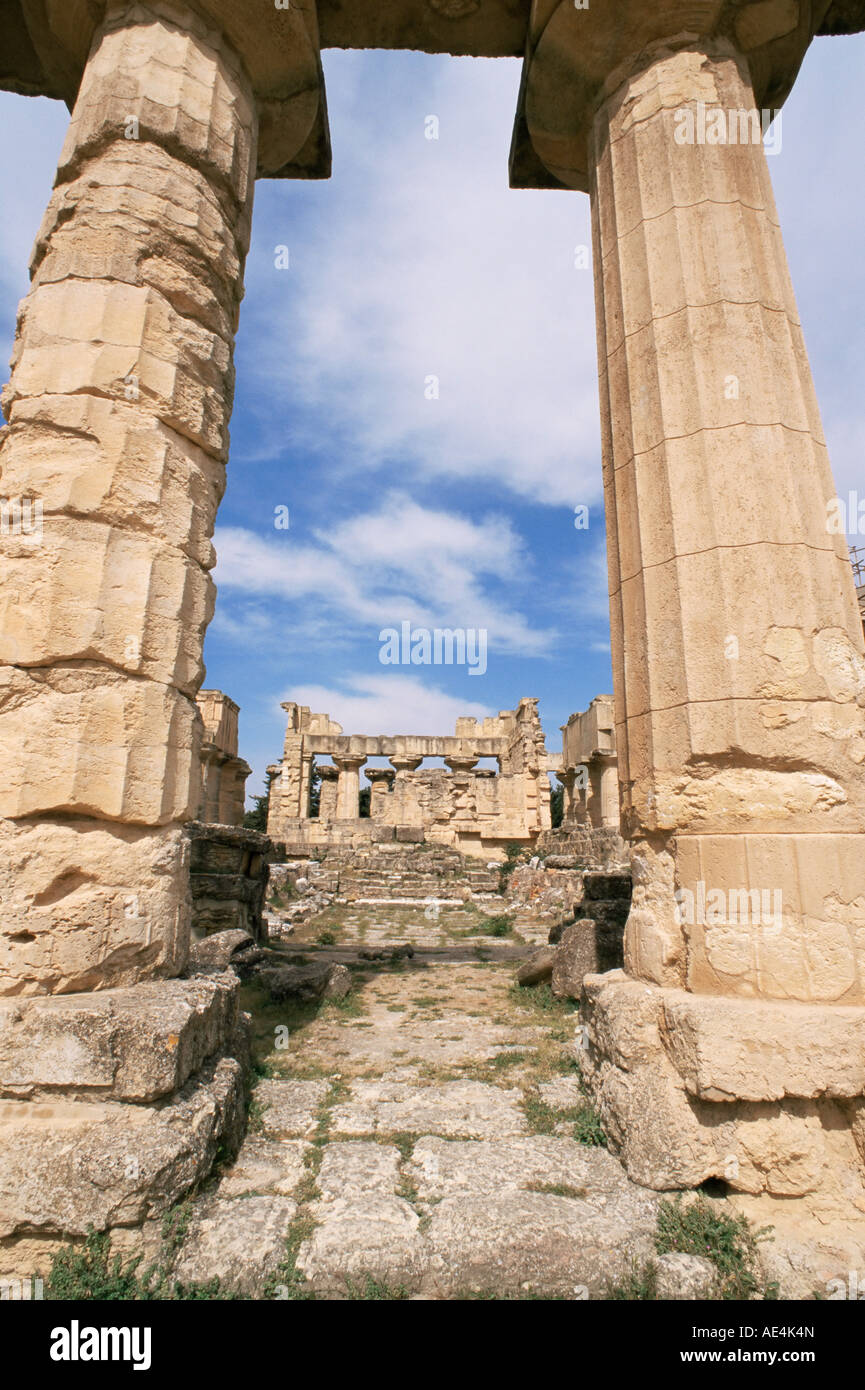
[196,689,251,827]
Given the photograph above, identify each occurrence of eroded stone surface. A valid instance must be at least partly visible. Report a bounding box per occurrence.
[0,971,239,1101]
[256,1079,329,1138]
[331,1079,528,1139]
[0,1056,243,1238]
[172,1195,296,1296]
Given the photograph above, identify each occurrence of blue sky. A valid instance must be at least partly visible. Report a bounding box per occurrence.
[1,38,864,800]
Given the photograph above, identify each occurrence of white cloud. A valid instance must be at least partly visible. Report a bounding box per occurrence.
[239,52,600,507]
[213,490,556,656]
[281,672,493,738]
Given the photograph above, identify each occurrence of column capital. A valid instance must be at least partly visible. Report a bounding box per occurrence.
[389,755,423,773]
[332,753,367,773]
[444,756,478,774]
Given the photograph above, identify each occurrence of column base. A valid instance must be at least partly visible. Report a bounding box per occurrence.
[0,818,191,996]
[0,969,248,1276]
[581,971,865,1202]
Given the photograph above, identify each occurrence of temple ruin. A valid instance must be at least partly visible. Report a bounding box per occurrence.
[196,689,250,828]
[267,697,552,858]
[1,0,865,1300]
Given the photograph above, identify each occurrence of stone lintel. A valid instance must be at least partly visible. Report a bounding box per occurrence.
[0,973,239,1103]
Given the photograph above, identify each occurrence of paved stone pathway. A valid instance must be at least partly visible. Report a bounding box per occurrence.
[173,904,661,1299]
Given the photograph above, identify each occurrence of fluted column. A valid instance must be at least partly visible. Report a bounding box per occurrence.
[592,43,865,1002]
[597,755,620,831]
[0,3,257,994]
[334,755,366,819]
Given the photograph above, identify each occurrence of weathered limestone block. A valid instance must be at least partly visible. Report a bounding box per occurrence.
[516,946,557,986]
[0,396,224,567]
[661,993,865,1102]
[0,1055,244,1239]
[186,822,275,941]
[171,1194,297,1296]
[7,278,235,460]
[0,972,239,1101]
[54,5,257,209]
[0,819,190,997]
[0,515,214,692]
[0,669,199,824]
[551,917,624,999]
[0,3,259,994]
[655,1252,717,1300]
[582,972,865,1197]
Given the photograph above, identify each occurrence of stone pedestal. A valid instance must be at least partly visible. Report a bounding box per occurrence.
[0,2,258,996]
[581,39,865,1195]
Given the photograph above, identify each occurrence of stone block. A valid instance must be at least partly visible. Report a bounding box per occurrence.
[0,669,199,825]
[0,818,191,997]
[551,917,625,1000]
[0,1056,244,1238]
[661,992,865,1102]
[172,1195,296,1296]
[0,972,239,1101]
[517,946,556,987]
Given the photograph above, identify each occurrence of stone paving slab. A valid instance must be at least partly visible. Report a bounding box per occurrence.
[316,1141,401,1202]
[298,1195,426,1295]
[218,1137,309,1198]
[255,1079,329,1137]
[420,1191,657,1299]
[172,1196,297,1297]
[538,1075,586,1109]
[330,1079,528,1139]
[407,1134,633,1202]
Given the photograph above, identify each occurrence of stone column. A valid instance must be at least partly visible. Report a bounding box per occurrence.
[389,756,424,776]
[555,768,576,823]
[444,756,478,774]
[597,755,619,832]
[334,755,366,819]
[316,764,339,821]
[581,39,865,1196]
[0,3,257,995]
[367,768,396,819]
[591,42,865,1001]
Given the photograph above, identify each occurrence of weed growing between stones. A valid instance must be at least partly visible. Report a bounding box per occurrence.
[46,1227,235,1301]
[604,1197,778,1301]
[343,1274,410,1300]
[477,914,515,938]
[498,841,526,893]
[655,1195,778,1300]
[522,1090,607,1147]
[605,1259,659,1300]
